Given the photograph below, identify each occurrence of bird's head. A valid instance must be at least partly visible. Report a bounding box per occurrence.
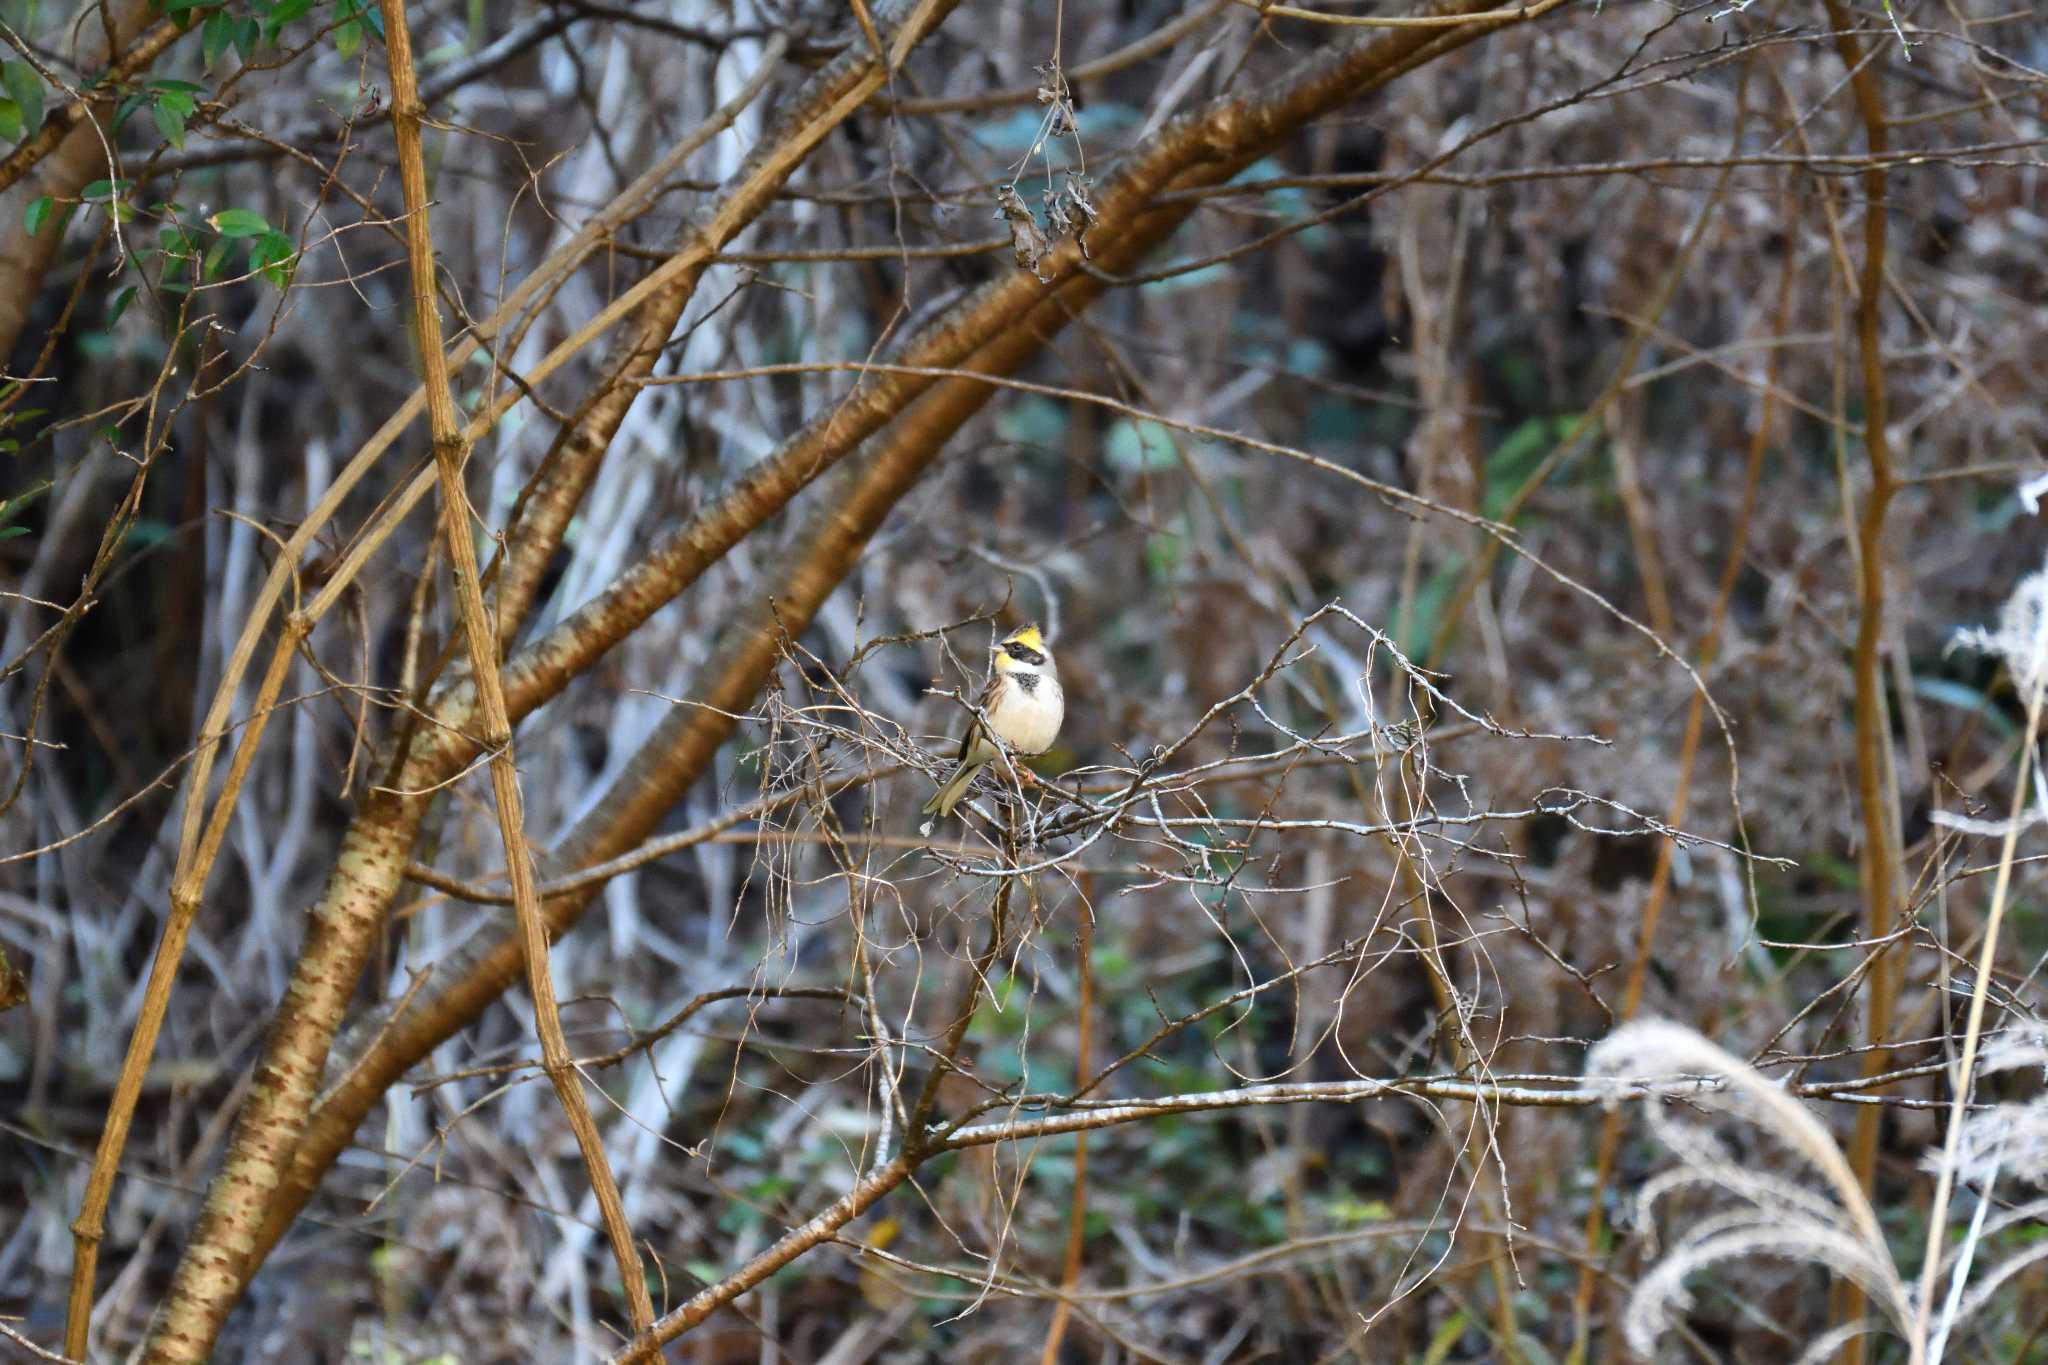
[995,624,1051,673]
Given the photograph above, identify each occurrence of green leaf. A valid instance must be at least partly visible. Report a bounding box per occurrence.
[333,16,360,58]
[1481,414,1575,521]
[209,206,268,237]
[149,84,198,118]
[106,284,137,326]
[249,229,296,287]
[22,194,52,237]
[0,97,21,144]
[80,177,131,202]
[993,394,1064,448]
[262,0,315,41]
[1421,1311,1470,1365]
[202,9,234,67]
[203,236,231,279]
[0,479,54,524]
[1912,675,2015,740]
[1105,417,1179,472]
[152,98,186,149]
[3,62,43,136]
[112,91,145,134]
[234,16,261,60]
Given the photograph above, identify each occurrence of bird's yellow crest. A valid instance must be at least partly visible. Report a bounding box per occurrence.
[1004,625,1045,652]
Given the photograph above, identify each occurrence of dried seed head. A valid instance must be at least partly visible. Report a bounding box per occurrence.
[1951,562,2048,696]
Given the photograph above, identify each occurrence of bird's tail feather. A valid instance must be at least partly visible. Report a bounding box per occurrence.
[919,759,984,827]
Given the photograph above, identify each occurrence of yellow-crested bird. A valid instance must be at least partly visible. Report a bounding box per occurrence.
[920,624,1064,830]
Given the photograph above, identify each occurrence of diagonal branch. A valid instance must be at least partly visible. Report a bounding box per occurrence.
[381,0,651,1341]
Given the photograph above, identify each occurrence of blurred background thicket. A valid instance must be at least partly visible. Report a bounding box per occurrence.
[3,0,2048,1360]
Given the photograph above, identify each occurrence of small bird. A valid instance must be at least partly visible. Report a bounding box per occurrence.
[920,624,1065,830]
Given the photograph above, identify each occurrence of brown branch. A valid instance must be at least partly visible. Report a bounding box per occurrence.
[1823,4,1899,1355]
[1226,0,1556,26]
[62,45,794,1348]
[393,0,651,1346]
[606,1152,922,1360]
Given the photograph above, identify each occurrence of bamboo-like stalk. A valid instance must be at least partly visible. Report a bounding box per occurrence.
[63,613,305,1360]
[1821,5,1898,1357]
[376,0,653,1347]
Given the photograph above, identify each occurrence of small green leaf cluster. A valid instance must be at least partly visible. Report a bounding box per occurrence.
[176,204,298,290]
[3,0,378,150]
[115,78,207,149]
[168,0,387,69]
[20,185,296,296]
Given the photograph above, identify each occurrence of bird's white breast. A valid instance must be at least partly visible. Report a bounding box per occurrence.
[989,671,1064,755]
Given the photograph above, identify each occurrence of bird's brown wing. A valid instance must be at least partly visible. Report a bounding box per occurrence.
[954,675,1001,761]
